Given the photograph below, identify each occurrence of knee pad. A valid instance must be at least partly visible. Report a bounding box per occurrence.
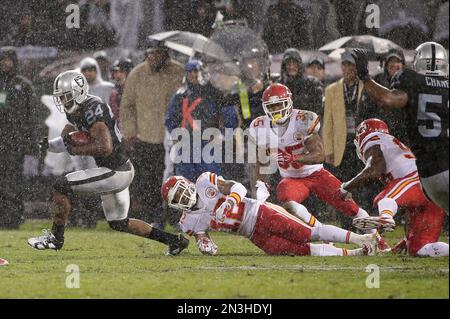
[108,218,129,232]
[53,177,73,196]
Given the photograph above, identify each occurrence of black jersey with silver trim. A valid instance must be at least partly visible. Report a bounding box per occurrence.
[66,95,128,169]
[391,68,449,177]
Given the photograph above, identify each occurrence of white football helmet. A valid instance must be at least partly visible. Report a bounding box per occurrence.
[413,42,449,77]
[53,70,88,114]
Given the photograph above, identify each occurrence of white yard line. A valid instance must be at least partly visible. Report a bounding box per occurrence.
[197,265,449,272]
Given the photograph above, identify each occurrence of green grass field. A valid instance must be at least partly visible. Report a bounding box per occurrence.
[0,221,448,299]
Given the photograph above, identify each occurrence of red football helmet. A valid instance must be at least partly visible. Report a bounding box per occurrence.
[262,83,293,124]
[161,176,197,210]
[354,118,389,159]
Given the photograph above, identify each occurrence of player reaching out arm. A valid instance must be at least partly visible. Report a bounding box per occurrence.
[341,119,448,257]
[351,43,449,213]
[162,172,380,257]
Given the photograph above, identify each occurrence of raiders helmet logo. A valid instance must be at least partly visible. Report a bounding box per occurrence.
[74,76,85,88]
[205,187,217,199]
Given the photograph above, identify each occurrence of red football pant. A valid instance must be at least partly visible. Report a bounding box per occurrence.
[250,203,312,256]
[277,169,360,217]
[374,175,445,256]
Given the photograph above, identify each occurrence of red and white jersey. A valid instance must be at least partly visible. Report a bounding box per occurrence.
[249,109,323,178]
[359,132,417,182]
[179,172,260,238]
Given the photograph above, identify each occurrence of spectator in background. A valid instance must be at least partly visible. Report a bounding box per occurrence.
[109,58,134,120]
[322,50,378,221]
[79,0,116,49]
[433,1,449,49]
[278,48,323,115]
[94,51,112,82]
[263,0,311,53]
[0,47,39,228]
[1,7,45,47]
[120,41,184,228]
[165,60,225,182]
[80,57,115,104]
[373,48,409,144]
[304,56,327,86]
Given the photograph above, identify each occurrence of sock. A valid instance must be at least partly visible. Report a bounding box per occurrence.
[284,201,322,227]
[311,224,355,243]
[355,208,370,218]
[416,242,449,257]
[377,198,398,219]
[309,244,363,256]
[148,227,180,246]
[51,223,65,241]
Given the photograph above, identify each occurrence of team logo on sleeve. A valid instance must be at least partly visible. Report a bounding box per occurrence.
[205,187,218,199]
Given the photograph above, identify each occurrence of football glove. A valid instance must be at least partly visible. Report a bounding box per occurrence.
[351,48,370,80]
[215,199,234,223]
[196,236,218,256]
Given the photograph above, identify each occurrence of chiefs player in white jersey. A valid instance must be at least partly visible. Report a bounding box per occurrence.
[341,119,448,257]
[161,172,379,257]
[249,84,375,227]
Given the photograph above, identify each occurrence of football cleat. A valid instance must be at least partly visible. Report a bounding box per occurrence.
[352,216,396,231]
[166,234,189,256]
[27,230,64,251]
[360,233,378,256]
[0,258,9,266]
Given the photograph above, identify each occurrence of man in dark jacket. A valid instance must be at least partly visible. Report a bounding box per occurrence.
[0,46,40,228]
[278,48,324,116]
[373,48,409,144]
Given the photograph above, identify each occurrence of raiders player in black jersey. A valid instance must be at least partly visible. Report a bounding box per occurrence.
[350,42,449,213]
[28,70,189,255]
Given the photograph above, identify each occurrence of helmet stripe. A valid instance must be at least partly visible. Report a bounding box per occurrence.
[431,43,436,71]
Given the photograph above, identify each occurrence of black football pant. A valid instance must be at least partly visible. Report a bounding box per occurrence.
[129,142,166,225]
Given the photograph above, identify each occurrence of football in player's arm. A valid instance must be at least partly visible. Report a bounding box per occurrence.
[28,71,189,256]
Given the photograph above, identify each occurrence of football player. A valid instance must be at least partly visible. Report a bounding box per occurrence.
[249,84,376,226]
[28,70,189,255]
[351,43,449,213]
[161,172,379,257]
[340,119,448,257]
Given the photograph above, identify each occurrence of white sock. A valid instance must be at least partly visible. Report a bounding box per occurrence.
[311,224,359,244]
[284,201,322,227]
[355,208,370,218]
[310,244,363,256]
[377,198,398,219]
[416,242,449,257]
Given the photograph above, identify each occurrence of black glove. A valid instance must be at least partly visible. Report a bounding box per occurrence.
[62,134,75,155]
[38,137,49,158]
[351,48,370,80]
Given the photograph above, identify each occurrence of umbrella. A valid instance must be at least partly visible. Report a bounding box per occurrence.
[148,31,209,58]
[319,35,403,60]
